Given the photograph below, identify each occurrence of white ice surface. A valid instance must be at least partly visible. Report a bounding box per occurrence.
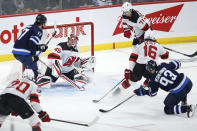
[0,43,197,131]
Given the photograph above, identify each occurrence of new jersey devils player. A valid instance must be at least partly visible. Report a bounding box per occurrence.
[37,34,95,88]
[0,69,50,131]
[121,2,155,45]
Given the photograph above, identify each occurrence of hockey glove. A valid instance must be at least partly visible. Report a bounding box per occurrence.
[38,111,50,122]
[124,69,132,80]
[133,87,149,96]
[32,56,39,62]
[37,44,48,52]
[123,28,131,38]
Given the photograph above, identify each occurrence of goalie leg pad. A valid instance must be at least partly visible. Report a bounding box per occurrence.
[74,73,90,85]
[52,60,62,78]
[36,75,51,88]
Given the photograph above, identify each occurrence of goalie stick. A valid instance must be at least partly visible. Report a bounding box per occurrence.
[99,94,136,113]
[92,78,125,103]
[51,116,99,126]
[38,59,85,91]
[164,47,197,57]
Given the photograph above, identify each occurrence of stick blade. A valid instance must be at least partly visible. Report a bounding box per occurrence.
[99,109,109,113]
[92,100,99,103]
[87,116,99,126]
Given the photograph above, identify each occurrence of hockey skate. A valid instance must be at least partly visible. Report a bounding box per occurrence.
[187,104,197,118]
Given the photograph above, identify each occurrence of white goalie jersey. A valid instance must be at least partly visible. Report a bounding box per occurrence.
[48,42,95,75]
[129,40,169,71]
[48,42,80,74]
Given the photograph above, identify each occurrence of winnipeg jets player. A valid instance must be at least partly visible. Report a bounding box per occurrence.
[12,14,48,79]
[134,60,196,118]
[0,69,50,131]
[122,2,154,45]
[37,34,95,88]
[113,40,169,95]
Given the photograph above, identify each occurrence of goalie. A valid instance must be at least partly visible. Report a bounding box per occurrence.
[37,34,95,89]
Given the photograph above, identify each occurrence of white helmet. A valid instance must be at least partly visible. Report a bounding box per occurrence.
[122,2,132,12]
[22,69,35,81]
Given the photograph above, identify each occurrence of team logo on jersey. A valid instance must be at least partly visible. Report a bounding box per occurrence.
[113,4,184,36]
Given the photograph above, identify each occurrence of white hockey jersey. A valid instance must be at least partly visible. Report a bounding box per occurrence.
[1,78,42,113]
[122,9,151,39]
[48,42,81,74]
[129,41,169,70]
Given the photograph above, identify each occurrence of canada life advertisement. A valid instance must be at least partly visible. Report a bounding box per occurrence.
[0,0,197,60]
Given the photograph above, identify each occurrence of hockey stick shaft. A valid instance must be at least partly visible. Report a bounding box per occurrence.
[51,118,89,126]
[99,94,136,113]
[51,116,99,126]
[93,78,125,103]
[38,60,84,91]
[164,47,197,57]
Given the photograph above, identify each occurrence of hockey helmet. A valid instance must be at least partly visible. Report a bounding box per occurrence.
[22,69,35,81]
[68,34,79,50]
[146,60,157,72]
[122,2,132,15]
[34,14,47,26]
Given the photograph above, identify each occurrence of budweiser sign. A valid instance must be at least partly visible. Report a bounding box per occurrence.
[113,4,184,36]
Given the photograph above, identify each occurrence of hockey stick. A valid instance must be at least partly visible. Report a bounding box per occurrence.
[38,59,85,91]
[45,21,57,46]
[51,116,99,126]
[164,47,197,57]
[99,94,136,113]
[92,78,125,103]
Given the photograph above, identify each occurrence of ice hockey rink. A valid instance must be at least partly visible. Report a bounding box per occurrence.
[0,43,197,131]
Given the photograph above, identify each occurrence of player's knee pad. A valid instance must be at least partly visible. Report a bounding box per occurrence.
[164,106,174,114]
[51,59,62,78]
[37,75,51,88]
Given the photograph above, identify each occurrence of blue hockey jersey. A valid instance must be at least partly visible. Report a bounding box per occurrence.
[147,60,190,96]
[12,24,43,56]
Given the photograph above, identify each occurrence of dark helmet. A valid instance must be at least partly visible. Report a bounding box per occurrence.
[146,60,157,72]
[34,14,47,25]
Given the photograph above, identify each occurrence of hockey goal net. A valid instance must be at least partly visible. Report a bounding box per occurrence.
[41,22,94,57]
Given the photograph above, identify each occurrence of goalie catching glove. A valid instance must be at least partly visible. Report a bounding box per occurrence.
[81,56,95,69]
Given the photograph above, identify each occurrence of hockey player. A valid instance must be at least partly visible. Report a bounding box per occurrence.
[113,39,169,95]
[121,2,154,45]
[12,14,48,79]
[134,60,196,118]
[0,69,50,131]
[37,33,95,88]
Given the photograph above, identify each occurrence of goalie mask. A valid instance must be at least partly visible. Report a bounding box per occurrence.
[22,69,35,81]
[68,34,79,51]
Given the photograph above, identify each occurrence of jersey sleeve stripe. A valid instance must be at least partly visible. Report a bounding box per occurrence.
[129,53,138,62]
[160,51,169,59]
[48,53,61,59]
[31,36,40,43]
[30,94,40,103]
[141,23,150,31]
[30,38,39,45]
